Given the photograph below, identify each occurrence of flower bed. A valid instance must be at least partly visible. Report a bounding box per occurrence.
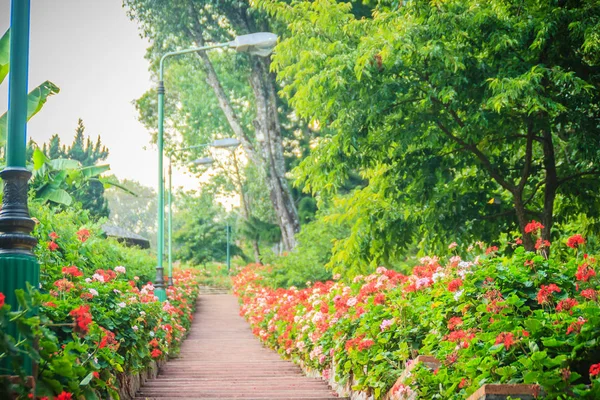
[234,226,600,399]
[0,204,201,399]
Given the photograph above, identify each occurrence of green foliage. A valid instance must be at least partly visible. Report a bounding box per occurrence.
[260,0,600,268]
[39,119,111,218]
[261,203,351,288]
[173,189,243,265]
[105,178,157,249]
[236,231,600,399]
[29,147,110,209]
[31,201,156,283]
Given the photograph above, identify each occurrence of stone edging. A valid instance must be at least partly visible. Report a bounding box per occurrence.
[299,356,543,400]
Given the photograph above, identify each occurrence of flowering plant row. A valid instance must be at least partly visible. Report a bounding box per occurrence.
[234,225,600,399]
[0,204,201,399]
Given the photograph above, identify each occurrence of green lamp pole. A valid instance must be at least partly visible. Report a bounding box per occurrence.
[155,33,277,300]
[166,139,239,286]
[0,0,38,374]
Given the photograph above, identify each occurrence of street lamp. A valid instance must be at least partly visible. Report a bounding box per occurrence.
[154,33,277,301]
[191,140,242,273]
[166,139,238,287]
[0,0,38,374]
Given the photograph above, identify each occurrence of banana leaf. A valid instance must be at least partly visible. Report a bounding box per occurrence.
[0,81,60,146]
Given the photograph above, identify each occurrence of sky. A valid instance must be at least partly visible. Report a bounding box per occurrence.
[0,0,200,191]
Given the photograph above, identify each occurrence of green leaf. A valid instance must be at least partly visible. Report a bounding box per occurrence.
[36,186,73,205]
[0,29,9,84]
[99,177,138,196]
[48,158,80,171]
[32,148,50,170]
[80,372,94,386]
[79,164,110,178]
[0,80,60,146]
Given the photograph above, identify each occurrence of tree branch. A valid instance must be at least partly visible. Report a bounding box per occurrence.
[434,120,516,192]
[557,170,600,187]
[517,119,534,191]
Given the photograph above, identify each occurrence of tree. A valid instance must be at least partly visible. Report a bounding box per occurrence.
[105,178,158,249]
[172,189,243,265]
[124,0,302,250]
[41,119,110,218]
[258,0,600,270]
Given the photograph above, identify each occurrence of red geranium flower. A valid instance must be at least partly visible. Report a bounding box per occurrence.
[54,279,75,292]
[49,232,59,240]
[524,220,544,234]
[70,305,93,335]
[495,332,515,350]
[576,263,596,282]
[151,348,163,358]
[556,298,578,314]
[581,289,598,300]
[447,317,463,331]
[447,278,463,292]
[535,238,551,250]
[0,292,4,308]
[590,363,600,377]
[537,284,561,304]
[76,228,91,243]
[62,265,83,277]
[47,241,59,251]
[56,392,72,400]
[567,234,585,249]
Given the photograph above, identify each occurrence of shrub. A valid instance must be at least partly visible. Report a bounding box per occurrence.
[234,228,600,399]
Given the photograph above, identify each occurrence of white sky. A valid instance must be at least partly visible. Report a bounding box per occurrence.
[0,0,200,191]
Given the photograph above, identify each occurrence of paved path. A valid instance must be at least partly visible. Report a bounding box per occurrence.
[135,294,341,400]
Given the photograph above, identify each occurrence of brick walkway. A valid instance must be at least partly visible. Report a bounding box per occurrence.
[135,294,341,400]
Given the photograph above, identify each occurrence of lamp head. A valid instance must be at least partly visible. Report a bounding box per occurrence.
[230,32,277,57]
[192,157,215,166]
[212,138,241,148]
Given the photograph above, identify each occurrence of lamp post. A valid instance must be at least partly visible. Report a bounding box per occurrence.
[192,140,242,272]
[154,33,277,301]
[166,139,239,287]
[0,0,38,374]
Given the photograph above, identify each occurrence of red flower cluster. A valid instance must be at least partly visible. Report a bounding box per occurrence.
[62,265,83,277]
[485,246,498,255]
[345,334,374,351]
[581,289,598,300]
[94,269,117,282]
[590,363,600,377]
[537,284,561,304]
[556,298,578,314]
[535,238,551,250]
[566,318,586,335]
[56,391,72,400]
[49,232,59,240]
[495,332,515,350]
[447,316,463,331]
[70,305,93,335]
[76,228,91,243]
[47,241,59,251]
[576,263,596,282]
[54,278,75,292]
[524,220,544,234]
[447,278,463,292]
[99,327,117,349]
[151,348,162,358]
[0,292,4,308]
[567,234,585,249]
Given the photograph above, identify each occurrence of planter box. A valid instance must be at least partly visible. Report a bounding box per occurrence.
[385,356,441,400]
[466,384,542,400]
[116,359,166,400]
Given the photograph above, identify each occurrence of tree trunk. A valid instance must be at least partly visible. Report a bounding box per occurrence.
[248,57,300,250]
[186,8,299,250]
[541,128,558,244]
[232,152,262,265]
